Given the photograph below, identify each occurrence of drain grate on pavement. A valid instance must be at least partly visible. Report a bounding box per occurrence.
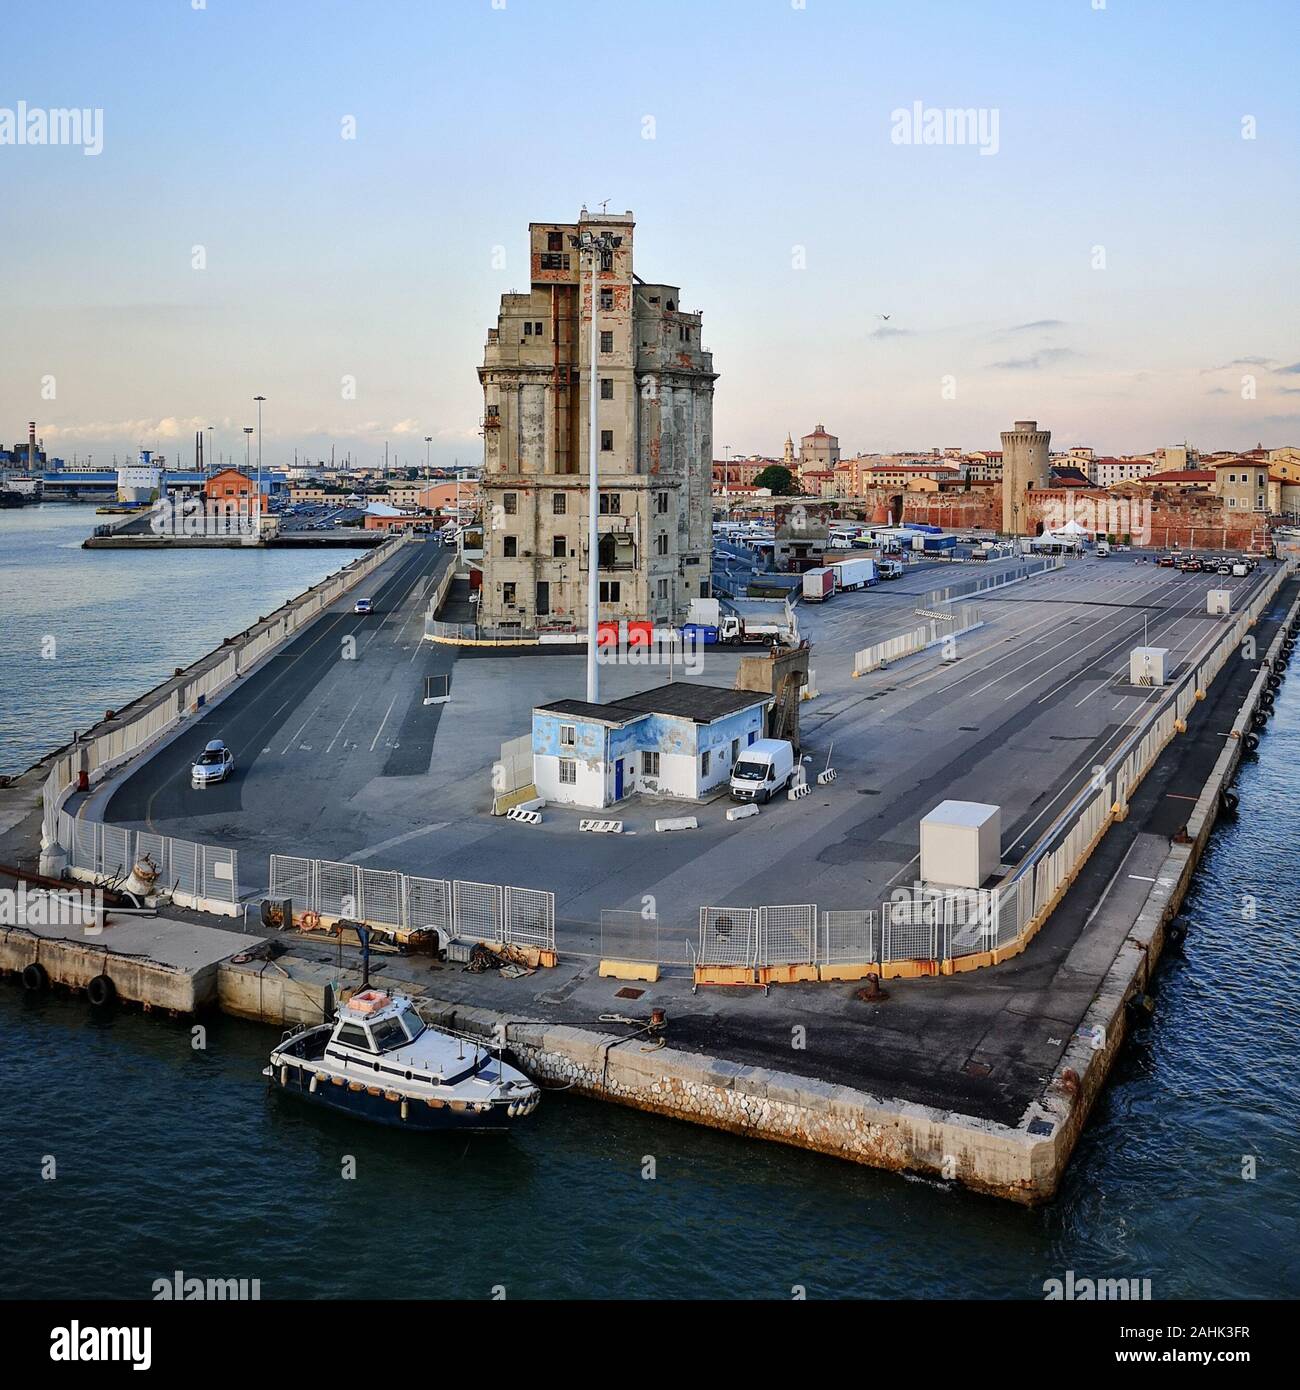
[962,1059,993,1078]
[614,986,645,1000]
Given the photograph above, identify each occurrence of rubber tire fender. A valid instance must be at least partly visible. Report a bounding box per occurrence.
[22,962,48,992]
[86,974,116,1008]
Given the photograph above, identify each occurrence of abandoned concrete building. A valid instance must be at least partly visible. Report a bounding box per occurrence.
[477,208,717,631]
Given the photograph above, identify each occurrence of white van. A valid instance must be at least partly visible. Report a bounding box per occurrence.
[1095,540,1110,557]
[729,737,795,804]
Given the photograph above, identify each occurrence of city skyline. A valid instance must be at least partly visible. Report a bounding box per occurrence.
[2,0,1298,468]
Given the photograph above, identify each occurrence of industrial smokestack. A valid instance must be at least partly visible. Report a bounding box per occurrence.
[28,421,36,472]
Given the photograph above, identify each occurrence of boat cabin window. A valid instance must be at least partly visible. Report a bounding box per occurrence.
[334,1023,373,1051]
[400,1007,425,1042]
[369,1016,408,1052]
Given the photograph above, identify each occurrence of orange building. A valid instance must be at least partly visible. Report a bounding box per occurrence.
[204,468,268,512]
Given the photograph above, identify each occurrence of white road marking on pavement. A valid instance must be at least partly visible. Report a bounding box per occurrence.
[370,694,399,751]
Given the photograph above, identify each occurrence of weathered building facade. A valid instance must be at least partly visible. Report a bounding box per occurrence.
[477,209,717,631]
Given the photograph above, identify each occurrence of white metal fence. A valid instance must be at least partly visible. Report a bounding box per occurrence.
[268,854,555,951]
[58,812,240,914]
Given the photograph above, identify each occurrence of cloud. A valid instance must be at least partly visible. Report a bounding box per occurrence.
[869,326,912,339]
[1202,356,1276,373]
[1005,319,1066,333]
[41,416,208,442]
[1278,362,1300,375]
[988,347,1078,371]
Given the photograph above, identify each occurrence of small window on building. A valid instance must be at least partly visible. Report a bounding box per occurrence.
[560,724,575,748]
[701,750,711,777]
[655,533,669,556]
[547,231,563,252]
[599,288,613,310]
[599,492,621,515]
[600,378,614,400]
[524,321,533,336]
[601,430,614,452]
[486,404,499,418]
[502,582,516,605]
[641,751,659,777]
[503,536,517,557]
[600,330,613,353]
[552,536,566,558]
[559,760,576,785]
[553,493,566,515]
[535,321,543,336]
[731,738,739,763]
[656,491,669,513]
[503,493,517,514]
[657,577,668,600]
[599,580,621,603]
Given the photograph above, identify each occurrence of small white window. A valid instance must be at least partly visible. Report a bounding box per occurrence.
[641,751,659,777]
[560,724,575,748]
[558,760,576,785]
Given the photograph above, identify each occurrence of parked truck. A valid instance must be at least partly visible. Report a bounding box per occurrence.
[715,597,799,648]
[826,555,877,590]
[802,567,836,602]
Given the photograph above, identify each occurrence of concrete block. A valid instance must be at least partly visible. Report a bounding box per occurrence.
[726,803,759,821]
[1207,589,1231,616]
[655,816,698,832]
[598,959,659,983]
[580,819,623,833]
[920,799,1000,889]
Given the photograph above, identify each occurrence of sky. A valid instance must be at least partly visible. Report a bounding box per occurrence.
[1,0,1298,471]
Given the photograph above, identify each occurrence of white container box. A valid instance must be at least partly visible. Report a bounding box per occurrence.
[1129,646,1169,686]
[1207,589,1232,616]
[920,800,1001,890]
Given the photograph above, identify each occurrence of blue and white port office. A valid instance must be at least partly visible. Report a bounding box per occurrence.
[532,684,772,810]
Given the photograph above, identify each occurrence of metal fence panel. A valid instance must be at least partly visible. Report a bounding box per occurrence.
[359,867,403,929]
[759,903,818,966]
[201,845,238,904]
[405,875,452,935]
[270,854,315,909]
[505,886,555,950]
[820,909,876,964]
[600,909,658,963]
[698,907,759,967]
[71,819,98,873]
[317,859,360,919]
[170,839,200,897]
[100,824,132,882]
[454,879,503,941]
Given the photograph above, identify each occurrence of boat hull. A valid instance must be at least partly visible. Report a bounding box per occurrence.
[267,1062,535,1133]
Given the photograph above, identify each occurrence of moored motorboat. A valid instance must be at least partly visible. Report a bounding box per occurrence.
[265,989,540,1132]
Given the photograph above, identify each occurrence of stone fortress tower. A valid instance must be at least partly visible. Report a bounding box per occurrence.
[1000,418,1051,535]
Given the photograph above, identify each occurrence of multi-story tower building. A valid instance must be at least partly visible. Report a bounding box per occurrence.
[477,208,717,631]
[1000,419,1051,534]
[798,424,840,478]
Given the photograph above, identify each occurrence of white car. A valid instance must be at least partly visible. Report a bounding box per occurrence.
[354,598,373,614]
[191,739,234,785]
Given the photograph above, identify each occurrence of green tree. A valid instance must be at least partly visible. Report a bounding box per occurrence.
[752,465,797,496]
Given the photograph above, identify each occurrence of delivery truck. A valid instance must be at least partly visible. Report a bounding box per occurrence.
[826,555,877,590]
[802,567,836,602]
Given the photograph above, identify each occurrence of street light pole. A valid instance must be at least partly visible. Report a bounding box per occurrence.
[570,225,621,704]
[253,395,265,516]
